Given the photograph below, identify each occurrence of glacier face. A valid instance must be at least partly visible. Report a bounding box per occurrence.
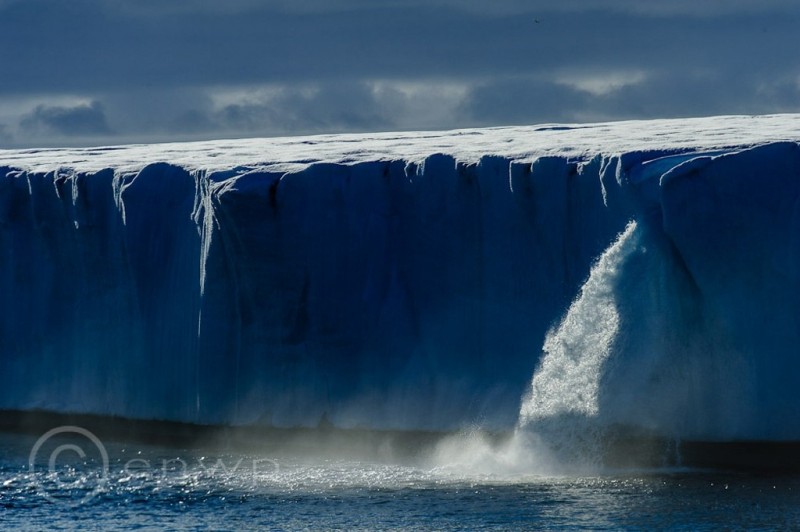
[1,116,799,437]
[518,142,800,441]
[0,154,632,429]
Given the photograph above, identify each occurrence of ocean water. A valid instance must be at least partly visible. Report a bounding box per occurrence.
[2,430,799,530]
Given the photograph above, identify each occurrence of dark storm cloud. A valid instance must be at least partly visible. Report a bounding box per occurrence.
[461,71,800,125]
[462,78,592,125]
[99,82,419,138]
[598,72,800,119]
[100,87,215,134]
[105,0,800,17]
[19,101,113,137]
[0,123,12,146]
[217,83,393,133]
[1,0,798,94]
[0,0,798,146]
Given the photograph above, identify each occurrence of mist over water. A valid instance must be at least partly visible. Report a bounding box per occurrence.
[5,426,800,530]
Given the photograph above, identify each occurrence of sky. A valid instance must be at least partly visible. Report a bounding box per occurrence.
[0,0,798,148]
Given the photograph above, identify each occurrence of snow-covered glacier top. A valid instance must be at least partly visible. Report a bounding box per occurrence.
[2,114,799,173]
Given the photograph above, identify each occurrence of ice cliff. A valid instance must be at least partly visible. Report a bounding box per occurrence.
[0,115,798,438]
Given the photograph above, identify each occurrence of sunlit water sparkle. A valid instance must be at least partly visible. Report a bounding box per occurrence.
[2,432,800,530]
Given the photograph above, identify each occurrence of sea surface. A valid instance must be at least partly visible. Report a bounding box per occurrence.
[1,431,799,530]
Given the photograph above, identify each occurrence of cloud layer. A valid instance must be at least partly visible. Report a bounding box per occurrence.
[0,0,798,147]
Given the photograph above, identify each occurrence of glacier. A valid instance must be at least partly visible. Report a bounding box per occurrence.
[1,114,799,440]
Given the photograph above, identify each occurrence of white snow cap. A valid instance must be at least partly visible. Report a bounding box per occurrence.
[1,114,799,174]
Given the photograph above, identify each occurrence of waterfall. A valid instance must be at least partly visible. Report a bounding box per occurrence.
[519,221,637,425]
[512,221,641,470]
[430,223,646,475]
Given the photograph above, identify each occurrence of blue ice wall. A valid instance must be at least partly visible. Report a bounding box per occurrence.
[0,154,635,429]
[2,142,798,435]
[614,143,800,440]
[518,142,800,441]
[651,143,800,439]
